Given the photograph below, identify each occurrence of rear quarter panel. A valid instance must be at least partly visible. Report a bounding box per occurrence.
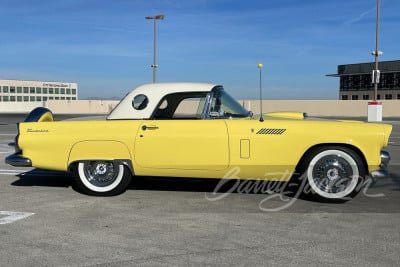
[18,120,141,171]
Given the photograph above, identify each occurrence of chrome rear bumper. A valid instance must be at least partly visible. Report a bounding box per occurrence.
[370,150,390,178]
[5,153,32,167]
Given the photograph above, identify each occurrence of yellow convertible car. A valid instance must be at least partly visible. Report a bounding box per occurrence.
[6,83,392,202]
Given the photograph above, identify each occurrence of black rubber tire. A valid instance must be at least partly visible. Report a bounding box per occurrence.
[73,161,132,196]
[298,146,366,203]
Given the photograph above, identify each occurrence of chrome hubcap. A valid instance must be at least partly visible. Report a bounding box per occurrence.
[95,163,107,175]
[327,168,339,181]
[83,161,119,187]
[312,156,354,194]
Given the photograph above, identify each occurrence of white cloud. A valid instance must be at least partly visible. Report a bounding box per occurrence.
[343,7,376,26]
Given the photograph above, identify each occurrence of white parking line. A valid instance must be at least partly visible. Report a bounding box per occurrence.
[0,144,14,153]
[0,169,26,175]
[0,211,34,225]
[0,169,71,177]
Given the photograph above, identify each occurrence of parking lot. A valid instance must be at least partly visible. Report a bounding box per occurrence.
[1,114,399,266]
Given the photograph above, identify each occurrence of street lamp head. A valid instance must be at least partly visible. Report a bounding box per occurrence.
[371,50,383,56]
[145,15,165,20]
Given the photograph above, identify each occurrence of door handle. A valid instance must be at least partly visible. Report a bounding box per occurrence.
[142,125,159,131]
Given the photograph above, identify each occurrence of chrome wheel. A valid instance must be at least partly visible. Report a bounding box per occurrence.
[74,161,131,195]
[306,149,361,200]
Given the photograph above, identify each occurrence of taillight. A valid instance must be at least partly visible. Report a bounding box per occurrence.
[14,123,20,151]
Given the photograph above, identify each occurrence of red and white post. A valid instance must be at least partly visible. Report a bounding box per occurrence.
[367,101,382,122]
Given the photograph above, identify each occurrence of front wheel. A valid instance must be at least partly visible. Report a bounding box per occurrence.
[300,147,366,202]
[73,161,132,196]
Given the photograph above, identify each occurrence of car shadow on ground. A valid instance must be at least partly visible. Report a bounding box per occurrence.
[130,175,318,201]
[12,169,74,188]
[10,168,400,205]
[386,172,400,191]
[11,168,307,199]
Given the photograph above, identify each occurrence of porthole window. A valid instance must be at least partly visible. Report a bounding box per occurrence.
[132,94,149,110]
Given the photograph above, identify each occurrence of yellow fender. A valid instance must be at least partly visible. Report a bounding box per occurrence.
[68,140,132,167]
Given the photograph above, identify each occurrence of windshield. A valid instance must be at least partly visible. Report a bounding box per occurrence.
[209,87,251,118]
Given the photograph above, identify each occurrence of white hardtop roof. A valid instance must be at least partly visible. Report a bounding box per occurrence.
[107,82,219,120]
[132,82,217,93]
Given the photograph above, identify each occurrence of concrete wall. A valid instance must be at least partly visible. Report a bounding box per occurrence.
[47,100,119,114]
[0,102,45,114]
[0,100,119,114]
[241,100,400,117]
[1,99,399,117]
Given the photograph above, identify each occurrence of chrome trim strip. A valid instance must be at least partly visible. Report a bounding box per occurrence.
[5,153,32,167]
[201,92,213,119]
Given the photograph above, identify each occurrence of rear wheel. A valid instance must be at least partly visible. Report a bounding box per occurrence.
[300,147,365,202]
[73,161,132,196]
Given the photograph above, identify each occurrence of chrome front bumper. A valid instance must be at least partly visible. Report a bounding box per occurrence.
[370,150,391,178]
[5,153,32,167]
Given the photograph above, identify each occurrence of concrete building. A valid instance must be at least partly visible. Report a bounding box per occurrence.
[0,79,78,102]
[329,60,400,100]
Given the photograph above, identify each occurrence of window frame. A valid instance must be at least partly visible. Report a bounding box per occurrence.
[150,86,251,120]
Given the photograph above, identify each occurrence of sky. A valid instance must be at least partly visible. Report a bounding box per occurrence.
[0,0,399,100]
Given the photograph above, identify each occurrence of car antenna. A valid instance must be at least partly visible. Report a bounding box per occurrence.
[258,63,264,122]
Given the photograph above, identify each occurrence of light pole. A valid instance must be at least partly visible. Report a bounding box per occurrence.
[372,0,381,101]
[258,63,264,122]
[145,14,165,83]
[368,0,383,122]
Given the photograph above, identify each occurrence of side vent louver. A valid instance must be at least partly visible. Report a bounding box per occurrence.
[256,128,286,135]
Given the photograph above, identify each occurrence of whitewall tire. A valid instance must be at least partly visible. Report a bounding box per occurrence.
[303,147,365,202]
[74,161,132,196]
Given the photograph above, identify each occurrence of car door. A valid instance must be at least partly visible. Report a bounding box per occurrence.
[134,120,229,170]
